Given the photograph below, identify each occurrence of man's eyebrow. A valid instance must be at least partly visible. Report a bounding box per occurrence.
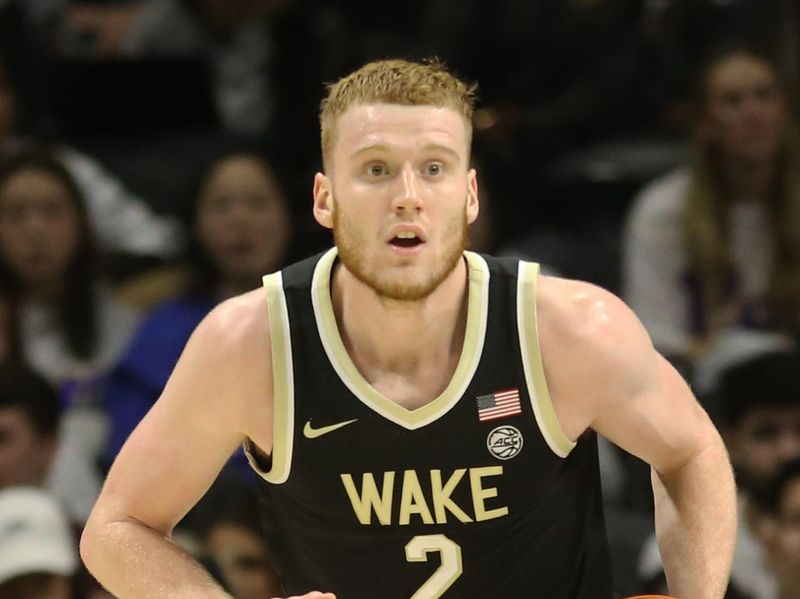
[421,143,462,163]
[350,143,391,159]
[350,143,462,163]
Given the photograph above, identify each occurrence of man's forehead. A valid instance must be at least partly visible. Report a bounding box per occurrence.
[337,103,467,137]
[332,103,469,161]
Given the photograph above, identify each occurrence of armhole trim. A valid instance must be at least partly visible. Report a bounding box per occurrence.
[516,261,576,458]
[244,271,294,484]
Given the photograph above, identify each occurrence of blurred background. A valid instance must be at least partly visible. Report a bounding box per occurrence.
[2,1,800,598]
[2,0,780,288]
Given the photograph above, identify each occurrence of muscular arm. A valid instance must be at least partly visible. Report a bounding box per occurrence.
[80,291,274,598]
[537,277,736,599]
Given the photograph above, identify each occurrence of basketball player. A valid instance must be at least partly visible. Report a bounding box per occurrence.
[80,59,736,598]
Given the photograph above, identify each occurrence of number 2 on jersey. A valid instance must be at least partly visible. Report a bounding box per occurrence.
[405,534,463,599]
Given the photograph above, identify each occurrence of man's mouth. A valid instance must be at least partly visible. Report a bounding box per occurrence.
[390,233,422,248]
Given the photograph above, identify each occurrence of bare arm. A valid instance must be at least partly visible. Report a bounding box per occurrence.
[80,291,274,598]
[538,277,736,599]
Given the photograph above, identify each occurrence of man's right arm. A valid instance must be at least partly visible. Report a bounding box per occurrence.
[80,291,273,598]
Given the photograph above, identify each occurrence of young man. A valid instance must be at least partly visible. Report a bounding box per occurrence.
[81,59,736,599]
[0,363,60,490]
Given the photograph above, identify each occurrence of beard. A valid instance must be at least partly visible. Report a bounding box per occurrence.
[333,204,469,302]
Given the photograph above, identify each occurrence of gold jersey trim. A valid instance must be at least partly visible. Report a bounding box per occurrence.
[311,248,490,430]
[244,270,295,483]
[516,261,576,457]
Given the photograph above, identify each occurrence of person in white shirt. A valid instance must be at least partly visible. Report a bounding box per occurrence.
[0,149,140,523]
[623,44,800,365]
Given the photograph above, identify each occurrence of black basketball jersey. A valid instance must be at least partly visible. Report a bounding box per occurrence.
[245,249,612,598]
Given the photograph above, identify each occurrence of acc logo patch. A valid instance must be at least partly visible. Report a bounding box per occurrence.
[486,425,523,460]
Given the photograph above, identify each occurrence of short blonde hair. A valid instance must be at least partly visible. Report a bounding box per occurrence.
[319,58,477,173]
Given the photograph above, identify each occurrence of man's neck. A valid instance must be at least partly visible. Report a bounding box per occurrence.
[331,258,469,384]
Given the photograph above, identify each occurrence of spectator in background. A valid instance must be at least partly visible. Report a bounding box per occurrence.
[0,149,139,385]
[0,363,59,491]
[639,349,800,598]
[657,0,798,113]
[623,44,800,368]
[0,363,112,599]
[761,458,800,599]
[0,486,78,599]
[0,47,183,262]
[0,149,140,523]
[103,150,292,470]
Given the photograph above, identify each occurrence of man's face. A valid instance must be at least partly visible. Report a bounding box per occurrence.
[314,103,478,301]
[727,406,800,493]
[0,407,53,488]
[701,53,786,166]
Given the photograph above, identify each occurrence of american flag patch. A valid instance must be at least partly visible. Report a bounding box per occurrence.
[476,388,522,422]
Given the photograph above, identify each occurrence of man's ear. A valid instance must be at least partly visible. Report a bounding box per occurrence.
[313,172,334,229]
[466,168,479,225]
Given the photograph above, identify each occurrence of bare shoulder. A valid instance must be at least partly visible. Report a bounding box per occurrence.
[535,275,658,438]
[536,275,653,365]
[194,288,271,356]
[534,275,717,472]
[166,287,274,442]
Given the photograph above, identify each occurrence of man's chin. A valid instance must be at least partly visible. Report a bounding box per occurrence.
[340,263,433,300]
[364,276,437,302]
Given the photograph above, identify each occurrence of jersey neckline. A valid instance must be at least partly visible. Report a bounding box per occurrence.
[310,247,490,430]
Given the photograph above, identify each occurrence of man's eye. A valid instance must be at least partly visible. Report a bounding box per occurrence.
[367,164,386,177]
[426,163,443,176]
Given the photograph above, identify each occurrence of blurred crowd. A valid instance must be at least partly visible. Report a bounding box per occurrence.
[1,0,800,598]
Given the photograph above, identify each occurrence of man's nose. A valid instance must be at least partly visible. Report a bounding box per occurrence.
[392,164,423,212]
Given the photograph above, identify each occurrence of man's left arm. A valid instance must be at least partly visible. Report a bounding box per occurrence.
[597,355,736,599]
[538,278,736,599]
[649,403,736,599]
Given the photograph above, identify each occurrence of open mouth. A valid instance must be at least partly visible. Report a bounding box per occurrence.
[390,234,423,248]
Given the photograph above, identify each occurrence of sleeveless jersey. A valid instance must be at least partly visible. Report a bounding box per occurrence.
[245,248,612,598]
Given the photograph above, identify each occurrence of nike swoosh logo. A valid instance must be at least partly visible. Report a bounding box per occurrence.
[303,418,358,439]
